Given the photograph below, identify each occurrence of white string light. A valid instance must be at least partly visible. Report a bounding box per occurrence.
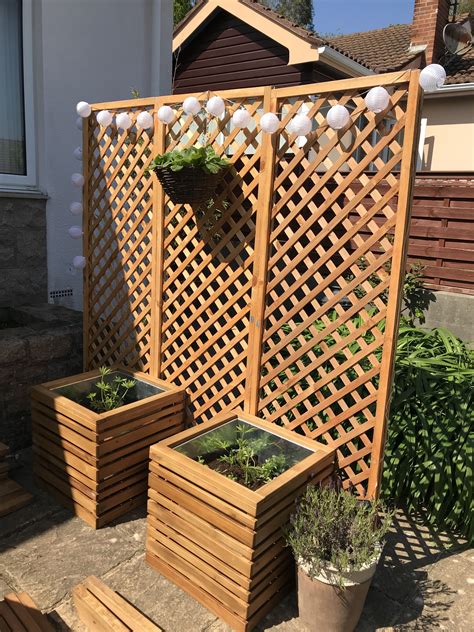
[326,104,351,130]
[206,96,225,117]
[76,101,91,118]
[419,64,447,92]
[97,110,113,127]
[72,255,86,269]
[76,117,83,131]
[365,86,391,113]
[116,112,132,131]
[71,173,84,187]
[232,108,252,129]
[183,96,201,115]
[136,111,154,130]
[68,225,83,239]
[70,202,83,215]
[157,105,175,124]
[73,147,82,161]
[260,112,280,134]
[287,113,312,136]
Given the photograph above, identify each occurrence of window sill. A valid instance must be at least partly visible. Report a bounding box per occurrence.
[0,187,48,200]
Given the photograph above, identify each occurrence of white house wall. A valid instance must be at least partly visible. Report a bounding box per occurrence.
[33,0,172,309]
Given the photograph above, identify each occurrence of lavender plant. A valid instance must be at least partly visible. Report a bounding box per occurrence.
[286,484,392,586]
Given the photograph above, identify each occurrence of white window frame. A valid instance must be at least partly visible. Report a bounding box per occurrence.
[0,0,36,189]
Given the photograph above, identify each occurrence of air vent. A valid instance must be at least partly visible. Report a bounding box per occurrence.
[49,288,74,306]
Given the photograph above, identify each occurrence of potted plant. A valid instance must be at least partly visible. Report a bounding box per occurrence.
[148,144,229,205]
[146,410,335,632]
[286,484,393,632]
[31,366,185,528]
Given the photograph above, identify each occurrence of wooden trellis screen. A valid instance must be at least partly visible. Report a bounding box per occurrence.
[83,71,422,497]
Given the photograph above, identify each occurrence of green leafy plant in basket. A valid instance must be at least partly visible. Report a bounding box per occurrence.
[147,145,230,205]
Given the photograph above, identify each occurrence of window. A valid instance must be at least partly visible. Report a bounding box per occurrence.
[0,0,35,187]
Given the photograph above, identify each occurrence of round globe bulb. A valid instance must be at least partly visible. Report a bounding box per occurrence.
[73,146,82,161]
[76,101,91,118]
[326,104,350,130]
[72,255,86,269]
[287,114,312,136]
[71,173,84,187]
[420,64,446,92]
[116,112,132,131]
[232,108,252,129]
[365,86,391,113]
[157,105,175,124]
[70,202,83,215]
[68,225,83,239]
[97,110,113,127]
[183,96,201,115]
[76,117,83,131]
[260,112,280,134]
[206,96,225,117]
[136,111,154,130]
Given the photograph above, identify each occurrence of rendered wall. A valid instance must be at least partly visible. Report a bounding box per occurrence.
[33,0,172,309]
[421,94,474,171]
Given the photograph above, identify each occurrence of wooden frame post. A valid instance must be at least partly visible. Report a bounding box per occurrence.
[367,71,423,498]
[82,114,90,370]
[151,99,167,378]
[244,87,277,414]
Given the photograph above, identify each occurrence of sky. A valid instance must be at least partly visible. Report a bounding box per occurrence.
[313,0,415,35]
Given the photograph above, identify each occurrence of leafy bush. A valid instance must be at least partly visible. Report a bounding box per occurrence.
[286,484,392,586]
[148,145,229,174]
[383,325,474,542]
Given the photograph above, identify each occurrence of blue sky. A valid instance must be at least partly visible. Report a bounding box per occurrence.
[313,0,415,35]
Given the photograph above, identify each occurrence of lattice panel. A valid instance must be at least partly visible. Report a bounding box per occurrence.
[84,99,157,372]
[257,79,419,496]
[158,91,266,421]
[84,73,421,497]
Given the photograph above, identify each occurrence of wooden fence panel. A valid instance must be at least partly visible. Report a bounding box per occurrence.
[83,72,422,497]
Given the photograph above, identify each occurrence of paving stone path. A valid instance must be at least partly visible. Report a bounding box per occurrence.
[1,450,472,631]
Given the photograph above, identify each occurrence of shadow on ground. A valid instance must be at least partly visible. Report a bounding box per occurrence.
[1,450,471,632]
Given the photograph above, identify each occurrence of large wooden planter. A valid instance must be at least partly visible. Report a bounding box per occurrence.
[146,411,335,631]
[31,368,185,528]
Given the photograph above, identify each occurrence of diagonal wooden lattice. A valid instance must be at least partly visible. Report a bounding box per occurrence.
[83,73,422,497]
[84,99,158,372]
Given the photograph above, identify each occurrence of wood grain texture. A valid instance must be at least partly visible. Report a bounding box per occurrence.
[31,368,185,528]
[73,576,162,632]
[146,412,334,631]
[83,72,422,500]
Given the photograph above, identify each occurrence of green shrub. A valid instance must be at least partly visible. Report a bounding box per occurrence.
[148,145,229,174]
[383,325,474,542]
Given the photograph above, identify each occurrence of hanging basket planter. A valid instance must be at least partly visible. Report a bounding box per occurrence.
[148,145,230,206]
[154,165,228,206]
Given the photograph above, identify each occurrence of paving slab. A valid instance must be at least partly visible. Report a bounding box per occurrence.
[0,452,471,632]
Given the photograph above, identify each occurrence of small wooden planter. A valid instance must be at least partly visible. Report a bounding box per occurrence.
[31,368,185,528]
[146,411,335,632]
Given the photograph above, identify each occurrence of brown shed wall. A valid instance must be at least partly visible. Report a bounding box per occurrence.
[173,9,339,93]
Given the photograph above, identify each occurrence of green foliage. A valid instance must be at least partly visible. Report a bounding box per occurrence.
[86,367,136,413]
[149,145,229,175]
[286,485,392,586]
[197,424,289,488]
[383,325,474,542]
[174,0,195,26]
[260,0,314,30]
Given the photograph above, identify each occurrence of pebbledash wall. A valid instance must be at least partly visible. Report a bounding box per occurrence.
[0,0,172,310]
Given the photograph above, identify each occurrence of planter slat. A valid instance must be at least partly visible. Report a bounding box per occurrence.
[149,463,256,528]
[146,411,335,631]
[32,368,185,528]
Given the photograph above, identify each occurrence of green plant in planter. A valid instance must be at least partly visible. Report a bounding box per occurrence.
[86,367,136,413]
[286,484,393,587]
[148,145,229,175]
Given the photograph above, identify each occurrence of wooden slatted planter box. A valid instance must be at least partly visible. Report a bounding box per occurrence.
[31,368,185,528]
[146,411,335,632]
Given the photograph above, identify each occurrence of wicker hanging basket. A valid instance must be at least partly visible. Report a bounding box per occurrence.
[153,165,228,206]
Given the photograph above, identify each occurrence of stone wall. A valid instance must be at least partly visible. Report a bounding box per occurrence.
[0,195,48,306]
[0,304,83,451]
